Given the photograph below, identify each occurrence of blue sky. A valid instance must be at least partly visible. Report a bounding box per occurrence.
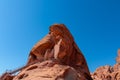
[0,0,120,74]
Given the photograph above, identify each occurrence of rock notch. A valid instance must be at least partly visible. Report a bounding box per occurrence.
[1,24,92,80]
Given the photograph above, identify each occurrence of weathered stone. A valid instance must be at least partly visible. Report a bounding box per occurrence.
[91,65,113,80]
[91,49,120,80]
[7,24,92,80]
[0,73,14,80]
[13,60,87,80]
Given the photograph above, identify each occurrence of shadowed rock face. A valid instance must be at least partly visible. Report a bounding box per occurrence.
[1,24,92,80]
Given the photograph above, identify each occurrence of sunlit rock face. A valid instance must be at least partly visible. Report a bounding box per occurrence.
[0,24,92,80]
[13,60,89,80]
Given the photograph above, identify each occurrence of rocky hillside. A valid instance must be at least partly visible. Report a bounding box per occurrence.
[0,24,92,80]
[91,49,120,80]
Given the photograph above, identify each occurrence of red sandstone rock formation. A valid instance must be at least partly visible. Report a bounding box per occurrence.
[13,60,86,80]
[0,73,14,80]
[0,24,92,80]
[2,24,120,80]
[27,24,91,76]
[91,49,120,80]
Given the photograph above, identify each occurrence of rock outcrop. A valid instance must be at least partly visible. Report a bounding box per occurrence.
[91,49,120,80]
[27,24,91,76]
[0,24,92,80]
[13,60,84,80]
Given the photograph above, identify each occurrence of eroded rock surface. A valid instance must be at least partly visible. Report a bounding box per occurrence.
[1,24,92,80]
[27,24,91,77]
[13,60,86,80]
[91,49,120,80]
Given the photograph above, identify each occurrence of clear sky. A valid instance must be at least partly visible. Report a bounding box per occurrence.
[0,0,120,74]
